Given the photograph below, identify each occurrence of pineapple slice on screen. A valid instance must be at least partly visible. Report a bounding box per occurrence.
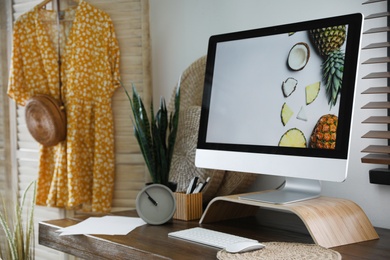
[305,82,320,105]
[278,128,307,147]
[281,102,294,126]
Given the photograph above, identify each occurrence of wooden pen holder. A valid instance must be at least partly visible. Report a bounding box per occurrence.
[173,192,203,221]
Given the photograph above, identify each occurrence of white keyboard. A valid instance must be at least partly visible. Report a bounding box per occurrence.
[168,227,259,249]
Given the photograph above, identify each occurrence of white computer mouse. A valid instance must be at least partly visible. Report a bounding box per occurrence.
[224,241,265,253]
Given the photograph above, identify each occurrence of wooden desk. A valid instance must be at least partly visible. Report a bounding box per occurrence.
[39,210,390,260]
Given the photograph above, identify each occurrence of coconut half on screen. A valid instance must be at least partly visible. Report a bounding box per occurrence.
[287,42,310,71]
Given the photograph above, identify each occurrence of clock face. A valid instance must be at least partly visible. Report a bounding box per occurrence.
[136,184,176,225]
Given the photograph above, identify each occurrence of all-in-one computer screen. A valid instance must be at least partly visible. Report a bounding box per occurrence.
[196,13,363,204]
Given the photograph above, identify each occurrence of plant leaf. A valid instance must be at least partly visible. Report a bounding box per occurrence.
[168,87,180,170]
[0,180,36,260]
[122,81,181,186]
[0,197,17,260]
[157,97,168,151]
[123,83,156,182]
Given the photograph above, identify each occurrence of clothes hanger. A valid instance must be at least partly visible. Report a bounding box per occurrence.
[37,0,54,9]
[37,0,80,10]
[37,0,80,23]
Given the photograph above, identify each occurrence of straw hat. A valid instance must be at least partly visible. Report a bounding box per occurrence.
[168,56,256,203]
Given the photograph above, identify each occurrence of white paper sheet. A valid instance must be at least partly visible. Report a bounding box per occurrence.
[57,216,146,236]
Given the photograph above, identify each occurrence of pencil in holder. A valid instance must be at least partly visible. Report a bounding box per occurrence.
[173,192,203,221]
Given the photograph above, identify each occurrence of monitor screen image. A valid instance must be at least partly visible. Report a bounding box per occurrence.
[196,13,363,204]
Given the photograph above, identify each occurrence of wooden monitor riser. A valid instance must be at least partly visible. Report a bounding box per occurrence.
[199,192,379,248]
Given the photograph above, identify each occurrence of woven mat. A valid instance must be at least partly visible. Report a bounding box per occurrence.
[217,242,341,260]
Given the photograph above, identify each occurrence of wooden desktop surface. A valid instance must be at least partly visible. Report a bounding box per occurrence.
[39,210,390,260]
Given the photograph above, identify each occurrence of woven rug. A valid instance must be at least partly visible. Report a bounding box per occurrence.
[217,242,341,260]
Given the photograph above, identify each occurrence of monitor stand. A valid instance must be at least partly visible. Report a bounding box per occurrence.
[200,190,379,248]
[239,178,321,204]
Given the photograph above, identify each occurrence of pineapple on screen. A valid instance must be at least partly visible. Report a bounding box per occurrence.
[279,128,307,148]
[309,26,346,108]
[323,51,344,107]
[309,26,346,56]
[309,114,338,149]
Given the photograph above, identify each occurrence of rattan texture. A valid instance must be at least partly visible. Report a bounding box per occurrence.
[217,242,342,260]
[25,94,67,147]
[168,56,256,203]
[170,106,224,203]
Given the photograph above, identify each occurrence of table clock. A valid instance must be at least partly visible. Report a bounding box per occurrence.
[136,184,176,225]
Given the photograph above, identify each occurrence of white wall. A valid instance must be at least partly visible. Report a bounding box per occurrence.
[149,0,390,229]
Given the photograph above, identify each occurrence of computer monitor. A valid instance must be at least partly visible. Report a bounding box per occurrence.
[195,13,363,204]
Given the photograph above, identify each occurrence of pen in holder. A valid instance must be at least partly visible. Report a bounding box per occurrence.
[173,192,203,221]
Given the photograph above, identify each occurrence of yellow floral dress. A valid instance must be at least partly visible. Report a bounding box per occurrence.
[8,0,120,213]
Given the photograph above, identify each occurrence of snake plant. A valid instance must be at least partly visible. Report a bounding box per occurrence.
[123,84,180,186]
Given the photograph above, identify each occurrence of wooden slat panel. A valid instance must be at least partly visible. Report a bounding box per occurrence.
[93,0,151,212]
[115,143,141,154]
[362,154,390,164]
[365,12,390,19]
[16,150,39,161]
[362,145,390,154]
[4,1,151,259]
[362,131,390,139]
[0,0,8,221]
[115,153,145,164]
[115,164,145,176]
[361,86,390,94]
[361,0,390,170]
[362,116,390,124]
[364,26,390,34]
[362,72,390,79]
[9,1,66,259]
[362,0,386,4]
[361,102,390,109]
[362,42,390,49]
[11,0,150,213]
[362,57,390,64]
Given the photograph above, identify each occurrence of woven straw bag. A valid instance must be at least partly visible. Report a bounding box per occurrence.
[25,94,66,147]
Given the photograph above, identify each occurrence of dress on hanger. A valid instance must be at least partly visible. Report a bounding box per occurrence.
[8,0,120,213]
